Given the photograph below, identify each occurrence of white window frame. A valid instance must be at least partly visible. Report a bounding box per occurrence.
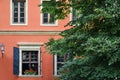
[10,0,28,26]
[70,8,73,21]
[18,42,42,77]
[40,0,58,26]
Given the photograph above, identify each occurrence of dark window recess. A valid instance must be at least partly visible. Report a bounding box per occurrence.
[13,1,25,23]
[57,55,65,75]
[49,14,55,23]
[43,13,48,23]
[22,51,38,75]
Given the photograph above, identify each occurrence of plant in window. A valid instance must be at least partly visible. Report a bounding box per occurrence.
[24,68,36,75]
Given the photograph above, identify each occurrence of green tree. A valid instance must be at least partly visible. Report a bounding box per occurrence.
[40,0,120,80]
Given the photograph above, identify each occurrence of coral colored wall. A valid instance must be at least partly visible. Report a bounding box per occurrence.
[0,35,61,80]
[0,0,70,80]
[0,0,70,31]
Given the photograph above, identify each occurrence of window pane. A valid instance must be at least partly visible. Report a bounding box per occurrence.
[57,63,64,70]
[14,8,18,13]
[55,55,65,75]
[20,18,24,23]
[22,63,38,75]
[43,13,48,23]
[14,13,18,17]
[22,63,29,75]
[57,63,64,74]
[20,8,24,13]
[14,18,18,23]
[43,13,48,18]
[57,56,64,62]
[50,14,55,23]
[22,51,29,61]
[31,51,38,62]
[20,13,24,17]
[20,2,24,7]
[43,18,48,23]
[14,2,18,8]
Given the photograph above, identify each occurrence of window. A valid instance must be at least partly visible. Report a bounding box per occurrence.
[54,55,66,76]
[13,43,42,77]
[70,8,83,27]
[43,13,55,24]
[10,0,28,25]
[70,8,78,21]
[72,9,77,21]
[22,51,39,75]
[40,0,58,26]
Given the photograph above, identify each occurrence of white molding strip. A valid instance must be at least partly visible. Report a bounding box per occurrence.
[18,42,44,46]
[0,30,61,35]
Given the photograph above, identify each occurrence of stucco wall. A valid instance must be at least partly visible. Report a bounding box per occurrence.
[0,0,70,80]
[0,35,61,80]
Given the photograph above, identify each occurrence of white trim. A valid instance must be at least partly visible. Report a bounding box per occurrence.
[19,49,22,76]
[18,43,41,77]
[40,0,58,26]
[18,42,44,46]
[0,30,61,35]
[10,0,28,25]
[54,54,57,76]
[70,7,73,21]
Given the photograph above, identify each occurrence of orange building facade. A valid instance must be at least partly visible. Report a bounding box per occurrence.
[0,0,71,80]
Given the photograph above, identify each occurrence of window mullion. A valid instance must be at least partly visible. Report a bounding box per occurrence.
[48,13,50,23]
[18,2,20,23]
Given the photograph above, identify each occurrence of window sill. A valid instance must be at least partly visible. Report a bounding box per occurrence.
[10,23,28,26]
[40,24,58,27]
[40,20,58,27]
[54,75,61,78]
[19,75,42,78]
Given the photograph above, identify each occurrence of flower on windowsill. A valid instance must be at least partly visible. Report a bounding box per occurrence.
[24,68,36,75]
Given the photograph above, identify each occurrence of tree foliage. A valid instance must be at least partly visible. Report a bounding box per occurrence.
[40,0,120,80]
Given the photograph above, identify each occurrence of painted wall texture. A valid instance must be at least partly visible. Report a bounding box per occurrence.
[0,0,70,80]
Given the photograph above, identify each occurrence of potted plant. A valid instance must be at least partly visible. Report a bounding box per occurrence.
[24,68,36,75]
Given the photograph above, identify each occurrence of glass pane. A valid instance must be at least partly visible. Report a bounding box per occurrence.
[20,13,24,17]
[43,18,48,23]
[22,63,38,75]
[14,2,18,8]
[43,13,48,23]
[57,63,64,75]
[50,14,55,23]
[22,51,29,61]
[57,56,64,62]
[20,2,24,8]
[57,63,64,69]
[31,51,38,62]
[20,18,24,23]
[43,13,48,18]
[14,8,18,13]
[31,63,38,75]
[14,18,18,23]
[22,63,29,75]
[14,13,18,17]
[20,8,24,13]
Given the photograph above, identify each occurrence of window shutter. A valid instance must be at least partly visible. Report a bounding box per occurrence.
[13,47,19,75]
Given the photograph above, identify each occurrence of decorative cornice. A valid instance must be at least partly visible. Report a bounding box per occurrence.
[0,30,61,35]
